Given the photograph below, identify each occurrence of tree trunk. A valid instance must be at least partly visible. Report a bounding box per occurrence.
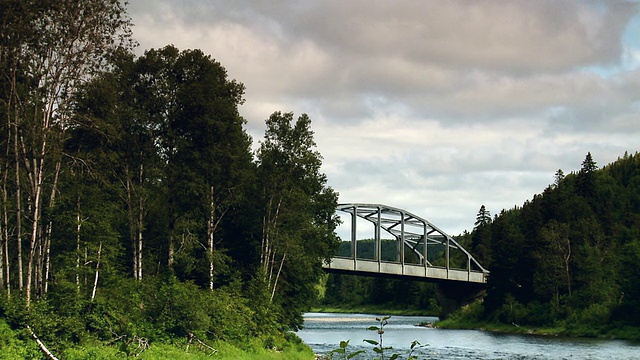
[564,240,572,296]
[208,185,215,291]
[137,197,143,281]
[137,162,143,281]
[91,241,102,302]
[168,229,175,268]
[26,325,59,360]
[0,218,3,292]
[42,161,60,295]
[14,116,22,294]
[1,157,8,296]
[270,251,286,303]
[25,156,44,308]
[76,198,81,292]
[124,170,136,279]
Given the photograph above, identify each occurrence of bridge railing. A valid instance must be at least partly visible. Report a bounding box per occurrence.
[325,203,489,284]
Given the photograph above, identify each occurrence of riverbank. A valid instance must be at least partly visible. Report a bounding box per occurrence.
[0,319,315,360]
[2,339,315,360]
[434,317,640,342]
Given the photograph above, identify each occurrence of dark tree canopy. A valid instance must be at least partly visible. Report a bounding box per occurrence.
[469,151,640,333]
[0,1,340,350]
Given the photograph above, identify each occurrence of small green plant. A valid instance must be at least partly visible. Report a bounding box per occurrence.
[322,316,427,360]
[324,339,366,359]
[364,316,395,359]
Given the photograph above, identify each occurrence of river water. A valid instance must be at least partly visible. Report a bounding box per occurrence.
[297,312,640,359]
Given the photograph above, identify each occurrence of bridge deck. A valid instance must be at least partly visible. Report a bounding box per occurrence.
[323,257,487,284]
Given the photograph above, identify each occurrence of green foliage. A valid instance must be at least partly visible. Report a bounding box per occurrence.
[255,111,339,330]
[0,1,340,357]
[364,316,396,360]
[447,300,485,324]
[0,318,38,359]
[469,151,640,339]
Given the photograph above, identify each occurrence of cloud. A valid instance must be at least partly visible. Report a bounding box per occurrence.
[128,0,640,234]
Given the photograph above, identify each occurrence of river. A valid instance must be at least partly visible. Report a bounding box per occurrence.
[297,312,640,359]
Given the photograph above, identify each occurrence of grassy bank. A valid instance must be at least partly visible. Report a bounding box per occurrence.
[1,339,315,360]
[64,341,314,360]
[0,319,315,360]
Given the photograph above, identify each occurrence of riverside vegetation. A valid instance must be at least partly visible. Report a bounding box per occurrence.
[0,1,338,358]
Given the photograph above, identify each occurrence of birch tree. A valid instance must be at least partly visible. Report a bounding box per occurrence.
[0,0,132,306]
[166,48,251,289]
[77,46,252,286]
[256,112,339,322]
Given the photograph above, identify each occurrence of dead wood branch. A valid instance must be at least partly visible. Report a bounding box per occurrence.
[26,325,59,360]
[186,332,217,356]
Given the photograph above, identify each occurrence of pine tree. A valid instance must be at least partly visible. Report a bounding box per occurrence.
[578,152,598,199]
[474,205,492,228]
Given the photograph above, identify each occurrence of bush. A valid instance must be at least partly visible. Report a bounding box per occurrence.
[448,300,484,323]
[495,294,527,325]
[523,301,557,326]
[206,288,256,344]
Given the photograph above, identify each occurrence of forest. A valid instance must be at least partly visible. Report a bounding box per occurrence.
[468,151,640,338]
[0,1,338,358]
[321,152,640,339]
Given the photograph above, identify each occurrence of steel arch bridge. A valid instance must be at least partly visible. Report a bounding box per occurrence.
[322,203,489,284]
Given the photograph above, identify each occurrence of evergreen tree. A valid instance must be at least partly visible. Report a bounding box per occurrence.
[471,205,492,265]
[474,205,492,228]
[578,152,598,199]
[553,169,565,188]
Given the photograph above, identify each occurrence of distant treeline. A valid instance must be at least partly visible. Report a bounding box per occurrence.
[334,239,445,264]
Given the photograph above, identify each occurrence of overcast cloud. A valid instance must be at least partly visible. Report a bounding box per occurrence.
[128,0,640,235]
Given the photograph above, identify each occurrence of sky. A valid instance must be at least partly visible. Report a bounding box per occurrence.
[128,0,640,236]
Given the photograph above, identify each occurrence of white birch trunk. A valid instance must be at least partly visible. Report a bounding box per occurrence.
[26,325,59,360]
[137,162,144,281]
[91,241,102,302]
[14,118,22,294]
[25,155,44,307]
[208,185,215,291]
[76,204,81,292]
[43,161,60,295]
[270,251,286,303]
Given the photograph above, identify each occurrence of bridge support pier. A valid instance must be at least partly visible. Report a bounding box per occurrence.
[435,282,485,318]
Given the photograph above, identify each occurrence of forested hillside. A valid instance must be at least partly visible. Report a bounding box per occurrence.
[320,152,640,339]
[460,152,640,337]
[0,1,338,357]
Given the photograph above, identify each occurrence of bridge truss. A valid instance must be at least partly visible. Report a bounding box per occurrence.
[322,203,489,284]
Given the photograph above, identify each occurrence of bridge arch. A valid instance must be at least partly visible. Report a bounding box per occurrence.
[323,203,489,284]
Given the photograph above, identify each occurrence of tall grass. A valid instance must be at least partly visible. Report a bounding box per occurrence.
[0,319,314,360]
